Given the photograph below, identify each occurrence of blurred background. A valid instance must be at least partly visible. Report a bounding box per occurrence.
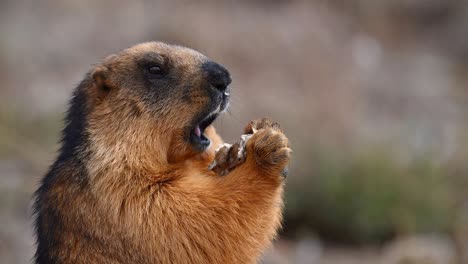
[1,0,468,263]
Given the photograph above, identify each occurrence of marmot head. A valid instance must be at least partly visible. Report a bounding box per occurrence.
[67,42,231,168]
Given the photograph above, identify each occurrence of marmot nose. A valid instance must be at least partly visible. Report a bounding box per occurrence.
[202,61,231,92]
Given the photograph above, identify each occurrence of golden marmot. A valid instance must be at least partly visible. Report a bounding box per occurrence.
[33,42,291,263]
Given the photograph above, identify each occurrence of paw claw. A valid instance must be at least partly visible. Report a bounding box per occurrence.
[244,117,281,134]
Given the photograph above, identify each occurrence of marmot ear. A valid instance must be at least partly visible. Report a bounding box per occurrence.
[91,66,112,98]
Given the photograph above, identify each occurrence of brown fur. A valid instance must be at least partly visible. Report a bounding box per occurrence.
[34,42,290,263]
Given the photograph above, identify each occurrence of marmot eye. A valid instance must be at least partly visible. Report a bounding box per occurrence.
[148,65,163,75]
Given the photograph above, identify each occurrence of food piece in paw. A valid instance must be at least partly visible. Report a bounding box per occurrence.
[209,134,253,176]
[208,143,232,176]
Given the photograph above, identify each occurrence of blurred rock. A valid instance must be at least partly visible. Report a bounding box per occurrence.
[263,236,322,264]
[454,202,468,264]
[381,235,456,264]
[294,236,322,264]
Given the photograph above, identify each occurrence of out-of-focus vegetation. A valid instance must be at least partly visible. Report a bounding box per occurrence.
[286,149,454,243]
[1,0,468,263]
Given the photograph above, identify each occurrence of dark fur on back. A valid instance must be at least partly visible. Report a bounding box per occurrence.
[33,77,91,263]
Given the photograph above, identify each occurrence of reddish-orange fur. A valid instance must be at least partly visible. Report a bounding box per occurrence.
[34,42,290,263]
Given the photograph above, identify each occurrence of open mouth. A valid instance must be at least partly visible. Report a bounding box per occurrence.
[189,112,219,151]
[188,89,230,152]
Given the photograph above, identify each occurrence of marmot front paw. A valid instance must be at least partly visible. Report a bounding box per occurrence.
[245,118,291,176]
[209,118,290,177]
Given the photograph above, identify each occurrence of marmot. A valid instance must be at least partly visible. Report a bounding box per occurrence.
[33,42,291,264]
